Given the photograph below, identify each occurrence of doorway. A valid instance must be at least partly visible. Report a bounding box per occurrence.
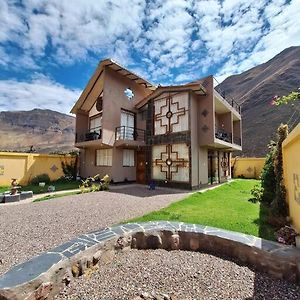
[136,151,146,184]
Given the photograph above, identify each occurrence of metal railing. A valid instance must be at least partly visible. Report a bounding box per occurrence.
[233,136,241,146]
[76,127,102,143]
[215,128,232,143]
[115,126,145,141]
[213,77,241,114]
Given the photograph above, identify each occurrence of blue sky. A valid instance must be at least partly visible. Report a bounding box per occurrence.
[0,0,299,114]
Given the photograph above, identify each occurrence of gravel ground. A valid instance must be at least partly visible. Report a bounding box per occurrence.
[0,186,188,275]
[56,249,300,300]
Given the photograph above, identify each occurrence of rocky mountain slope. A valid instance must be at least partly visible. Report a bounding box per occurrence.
[0,109,75,153]
[218,46,300,156]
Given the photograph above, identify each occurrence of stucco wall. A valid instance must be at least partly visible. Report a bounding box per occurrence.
[197,76,214,146]
[0,152,76,186]
[231,157,265,179]
[102,67,150,146]
[282,123,300,233]
[80,147,136,183]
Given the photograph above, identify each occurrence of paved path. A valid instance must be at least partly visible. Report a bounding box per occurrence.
[0,185,189,276]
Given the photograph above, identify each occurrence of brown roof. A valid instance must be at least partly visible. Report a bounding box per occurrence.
[70,59,156,114]
[135,83,207,109]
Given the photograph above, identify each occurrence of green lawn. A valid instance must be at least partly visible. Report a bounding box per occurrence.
[0,186,9,193]
[33,191,81,202]
[22,180,80,194]
[131,179,275,241]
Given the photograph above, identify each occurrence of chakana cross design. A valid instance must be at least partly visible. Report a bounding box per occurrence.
[154,144,189,181]
[155,94,186,134]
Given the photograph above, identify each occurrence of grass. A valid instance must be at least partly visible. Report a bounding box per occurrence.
[131,179,275,241]
[0,186,9,193]
[22,180,80,194]
[33,191,81,202]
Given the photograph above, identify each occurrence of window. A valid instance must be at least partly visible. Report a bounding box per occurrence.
[120,110,135,140]
[96,149,112,166]
[90,115,102,135]
[123,149,135,167]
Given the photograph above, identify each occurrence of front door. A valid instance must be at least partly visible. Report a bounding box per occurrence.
[136,151,146,184]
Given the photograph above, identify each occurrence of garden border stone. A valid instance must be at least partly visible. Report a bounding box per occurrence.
[0,221,300,299]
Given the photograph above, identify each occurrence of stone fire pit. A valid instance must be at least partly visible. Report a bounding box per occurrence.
[0,221,300,299]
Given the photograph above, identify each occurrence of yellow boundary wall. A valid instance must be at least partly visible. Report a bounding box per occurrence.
[231,157,265,179]
[0,152,76,186]
[282,123,300,233]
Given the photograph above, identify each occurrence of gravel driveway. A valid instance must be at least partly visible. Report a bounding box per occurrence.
[0,185,188,275]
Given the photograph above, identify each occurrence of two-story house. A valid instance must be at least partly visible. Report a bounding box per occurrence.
[71,59,242,189]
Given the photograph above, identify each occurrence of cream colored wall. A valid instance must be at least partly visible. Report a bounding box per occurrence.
[282,123,300,233]
[231,157,265,179]
[0,152,76,186]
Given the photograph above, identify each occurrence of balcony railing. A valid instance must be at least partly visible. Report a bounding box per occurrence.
[215,128,232,143]
[213,77,241,114]
[233,136,241,146]
[76,127,102,143]
[115,126,145,142]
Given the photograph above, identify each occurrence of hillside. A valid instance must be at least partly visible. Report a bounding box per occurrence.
[218,46,300,156]
[0,109,75,153]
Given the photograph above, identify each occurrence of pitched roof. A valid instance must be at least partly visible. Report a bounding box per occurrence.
[135,82,207,109]
[70,59,156,114]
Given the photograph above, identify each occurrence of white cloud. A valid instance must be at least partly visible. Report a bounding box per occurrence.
[0,0,300,89]
[0,76,81,114]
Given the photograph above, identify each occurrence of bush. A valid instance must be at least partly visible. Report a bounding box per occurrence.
[61,155,78,181]
[260,145,276,205]
[249,184,263,203]
[30,173,51,185]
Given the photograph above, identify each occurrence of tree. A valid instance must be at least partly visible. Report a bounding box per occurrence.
[272,87,300,106]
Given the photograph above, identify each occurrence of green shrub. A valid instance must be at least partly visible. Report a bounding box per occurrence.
[30,173,51,185]
[271,124,288,216]
[260,145,276,205]
[249,184,263,203]
[61,155,78,181]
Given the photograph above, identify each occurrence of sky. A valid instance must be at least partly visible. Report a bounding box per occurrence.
[0,0,299,114]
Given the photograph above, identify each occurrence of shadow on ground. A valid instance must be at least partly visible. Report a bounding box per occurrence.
[110,185,188,198]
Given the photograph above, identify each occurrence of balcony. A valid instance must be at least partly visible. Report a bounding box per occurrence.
[233,136,241,146]
[75,127,102,147]
[115,126,146,147]
[215,128,232,143]
[213,77,241,114]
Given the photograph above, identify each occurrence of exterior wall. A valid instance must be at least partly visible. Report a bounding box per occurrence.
[198,147,208,185]
[231,157,265,179]
[79,147,136,182]
[0,152,76,186]
[102,67,150,145]
[216,112,232,134]
[76,111,89,140]
[282,123,300,233]
[197,76,214,146]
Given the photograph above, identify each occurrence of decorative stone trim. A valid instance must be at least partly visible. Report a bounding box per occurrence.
[0,221,300,299]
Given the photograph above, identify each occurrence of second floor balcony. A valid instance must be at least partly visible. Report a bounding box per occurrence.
[215,128,232,143]
[115,126,145,142]
[75,126,102,145]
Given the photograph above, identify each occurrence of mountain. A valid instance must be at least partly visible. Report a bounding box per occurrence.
[218,46,300,157]
[0,109,75,153]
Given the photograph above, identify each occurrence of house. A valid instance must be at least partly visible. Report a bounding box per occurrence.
[71,59,242,189]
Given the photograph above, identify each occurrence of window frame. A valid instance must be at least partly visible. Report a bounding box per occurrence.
[122,149,135,167]
[96,148,113,166]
